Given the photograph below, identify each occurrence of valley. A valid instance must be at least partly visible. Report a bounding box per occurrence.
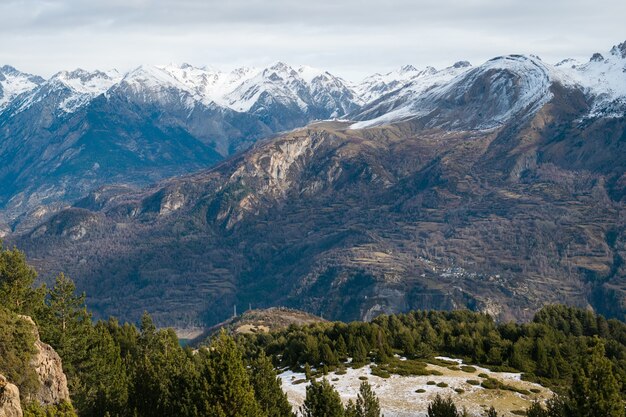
[1,40,625,328]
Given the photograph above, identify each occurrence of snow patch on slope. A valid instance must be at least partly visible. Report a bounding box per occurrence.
[0,66,43,111]
[53,69,121,112]
[351,56,570,130]
[279,357,550,417]
[558,41,626,117]
[351,62,473,129]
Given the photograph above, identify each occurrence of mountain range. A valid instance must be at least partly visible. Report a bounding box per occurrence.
[3,40,626,327]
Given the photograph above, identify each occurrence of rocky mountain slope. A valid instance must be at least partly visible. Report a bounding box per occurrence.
[3,42,624,231]
[0,314,71,416]
[6,40,626,327]
[0,62,370,230]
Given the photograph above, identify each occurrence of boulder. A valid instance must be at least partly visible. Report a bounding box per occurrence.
[0,375,22,417]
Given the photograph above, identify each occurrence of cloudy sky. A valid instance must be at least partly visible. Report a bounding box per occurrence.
[1,0,624,80]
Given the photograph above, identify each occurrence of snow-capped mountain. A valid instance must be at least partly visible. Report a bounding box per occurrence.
[351,61,474,128]
[352,56,567,130]
[353,42,626,129]
[0,65,44,111]
[4,68,121,117]
[352,64,442,104]
[557,41,626,117]
[0,39,625,228]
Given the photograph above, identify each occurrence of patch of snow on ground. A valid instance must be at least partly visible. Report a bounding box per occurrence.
[279,357,550,417]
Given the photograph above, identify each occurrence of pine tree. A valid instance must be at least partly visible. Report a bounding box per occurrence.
[39,274,93,398]
[347,381,381,417]
[300,378,344,417]
[353,339,368,365]
[74,322,129,416]
[0,244,44,315]
[249,351,294,417]
[427,395,458,417]
[336,335,348,362]
[320,342,339,367]
[201,331,264,417]
[535,340,549,377]
[565,340,624,417]
[345,400,358,417]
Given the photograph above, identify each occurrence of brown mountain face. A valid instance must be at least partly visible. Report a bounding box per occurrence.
[10,77,625,327]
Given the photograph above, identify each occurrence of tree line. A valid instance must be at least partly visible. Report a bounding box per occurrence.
[1,243,625,416]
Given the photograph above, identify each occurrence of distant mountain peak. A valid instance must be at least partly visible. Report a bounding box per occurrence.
[399,64,418,73]
[590,52,605,62]
[0,65,20,75]
[610,40,626,59]
[453,61,471,68]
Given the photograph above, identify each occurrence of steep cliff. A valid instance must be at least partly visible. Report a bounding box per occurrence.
[0,375,22,417]
[18,316,70,406]
[0,313,71,413]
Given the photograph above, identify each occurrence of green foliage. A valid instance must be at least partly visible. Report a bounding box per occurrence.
[345,381,381,417]
[563,340,625,417]
[248,351,294,417]
[244,306,626,400]
[427,395,459,417]
[23,400,77,417]
[3,244,626,416]
[0,244,44,316]
[200,331,265,417]
[526,401,548,417]
[38,274,94,406]
[0,308,39,399]
[300,378,344,417]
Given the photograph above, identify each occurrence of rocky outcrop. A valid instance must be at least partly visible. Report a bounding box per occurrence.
[0,375,22,417]
[31,340,70,406]
[18,316,70,406]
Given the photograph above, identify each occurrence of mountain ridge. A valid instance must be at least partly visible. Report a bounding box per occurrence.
[3,40,626,327]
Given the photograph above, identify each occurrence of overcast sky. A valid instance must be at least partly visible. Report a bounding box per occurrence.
[1,0,624,80]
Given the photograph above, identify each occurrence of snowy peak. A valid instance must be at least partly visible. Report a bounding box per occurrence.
[399,64,418,74]
[223,62,358,117]
[0,65,44,111]
[354,64,444,103]
[557,41,626,117]
[2,38,625,127]
[51,68,120,95]
[610,40,626,59]
[352,55,557,130]
[111,64,203,108]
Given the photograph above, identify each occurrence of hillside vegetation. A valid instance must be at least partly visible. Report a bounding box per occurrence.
[1,244,625,416]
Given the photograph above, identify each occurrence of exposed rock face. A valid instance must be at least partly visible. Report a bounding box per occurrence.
[31,341,70,406]
[0,375,22,417]
[18,316,70,406]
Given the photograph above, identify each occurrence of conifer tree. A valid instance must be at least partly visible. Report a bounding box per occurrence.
[300,378,344,417]
[74,322,129,416]
[565,340,624,417]
[427,395,458,417]
[346,381,381,417]
[353,339,368,364]
[336,335,348,362]
[321,342,339,367]
[0,244,44,315]
[40,274,93,397]
[249,351,294,417]
[525,401,548,417]
[202,331,264,417]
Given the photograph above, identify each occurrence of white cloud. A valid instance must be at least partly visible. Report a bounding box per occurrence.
[0,0,624,80]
